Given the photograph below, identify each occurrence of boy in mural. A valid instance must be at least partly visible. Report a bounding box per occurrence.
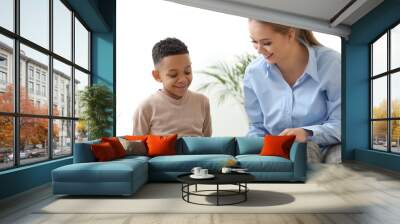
[132,37,212,137]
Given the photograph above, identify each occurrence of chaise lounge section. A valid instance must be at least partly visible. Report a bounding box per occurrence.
[52,137,306,196]
[52,140,149,195]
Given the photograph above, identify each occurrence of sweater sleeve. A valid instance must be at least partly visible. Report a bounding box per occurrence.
[132,102,151,135]
[202,97,212,137]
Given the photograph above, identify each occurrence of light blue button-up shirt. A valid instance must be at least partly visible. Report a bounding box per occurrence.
[243,45,341,146]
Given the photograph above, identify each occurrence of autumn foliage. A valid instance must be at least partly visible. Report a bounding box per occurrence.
[0,85,59,150]
[372,99,400,141]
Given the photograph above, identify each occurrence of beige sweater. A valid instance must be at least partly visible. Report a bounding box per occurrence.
[133,90,212,137]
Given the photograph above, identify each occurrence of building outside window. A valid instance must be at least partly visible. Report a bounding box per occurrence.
[0,54,7,88]
[35,70,40,81]
[36,83,40,95]
[0,71,6,84]
[0,54,6,67]
[41,73,46,83]
[28,81,34,94]
[53,89,58,104]
[29,66,34,79]
[42,85,46,97]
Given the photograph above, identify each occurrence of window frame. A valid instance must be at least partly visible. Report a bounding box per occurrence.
[0,53,7,88]
[0,70,7,85]
[0,53,7,68]
[370,20,400,154]
[0,0,92,171]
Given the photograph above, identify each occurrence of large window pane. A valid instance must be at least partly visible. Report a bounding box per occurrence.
[391,120,400,153]
[372,34,387,76]
[53,119,72,158]
[0,0,14,31]
[391,24,400,70]
[372,121,387,151]
[75,120,88,143]
[20,117,49,165]
[0,116,13,170]
[53,59,72,117]
[20,0,49,49]
[0,34,14,112]
[372,77,387,119]
[0,0,93,168]
[20,44,49,115]
[53,0,72,60]
[74,69,89,118]
[74,18,89,69]
[391,72,400,118]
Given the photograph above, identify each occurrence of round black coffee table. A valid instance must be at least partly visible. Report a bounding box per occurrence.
[177,173,255,206]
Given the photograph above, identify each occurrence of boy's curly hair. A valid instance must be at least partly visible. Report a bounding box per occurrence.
[152,37,189,65]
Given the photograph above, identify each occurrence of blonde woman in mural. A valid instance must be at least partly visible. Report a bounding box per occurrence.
[244,19,341,163]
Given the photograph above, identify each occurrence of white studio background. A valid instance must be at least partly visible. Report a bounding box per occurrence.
[116,0,341,136]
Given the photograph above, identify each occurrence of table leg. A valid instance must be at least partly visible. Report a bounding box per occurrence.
[217,184,219,206]
[181,184,183,199]
[245,183,247,201]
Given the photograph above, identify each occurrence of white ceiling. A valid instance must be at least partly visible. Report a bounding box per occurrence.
[164,0,384,37]
[226,0,352,22]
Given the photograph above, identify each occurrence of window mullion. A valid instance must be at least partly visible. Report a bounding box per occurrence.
[49,0,54,160]
[388,30,391,152]
[13,0,20,166]
[71,10,76,154]
[370,45,373,149]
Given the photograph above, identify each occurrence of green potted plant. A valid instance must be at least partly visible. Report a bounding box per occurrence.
[79,84,114,140]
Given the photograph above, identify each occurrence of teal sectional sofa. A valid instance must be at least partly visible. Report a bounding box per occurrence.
[52,137,307,196]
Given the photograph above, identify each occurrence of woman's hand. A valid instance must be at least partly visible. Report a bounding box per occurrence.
[279,128,309,143]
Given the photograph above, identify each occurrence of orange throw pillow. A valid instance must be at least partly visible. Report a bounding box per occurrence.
[101,137,127,158]
[259,135,296,159]
[91,142,117,161]
[124,135,148,141]
[146,134,177,157]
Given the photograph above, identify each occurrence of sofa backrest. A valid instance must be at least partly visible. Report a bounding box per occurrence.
[73,139,100,163]
[235,137,264,155]
[177,137,236,155]
[73,136,302,161]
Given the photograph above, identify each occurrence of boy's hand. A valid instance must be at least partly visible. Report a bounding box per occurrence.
[278,128,309,143]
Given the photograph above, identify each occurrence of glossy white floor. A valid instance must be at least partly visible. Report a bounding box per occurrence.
[1,162,400,224]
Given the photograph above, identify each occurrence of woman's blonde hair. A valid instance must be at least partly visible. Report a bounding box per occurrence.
[250,19,321,46]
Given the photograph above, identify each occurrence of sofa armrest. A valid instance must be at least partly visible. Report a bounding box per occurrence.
[73,140,100,163]
[289,142,307,181]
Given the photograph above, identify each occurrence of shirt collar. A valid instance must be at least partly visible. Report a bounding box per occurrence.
[303,45,319,83]
[157,89,190,105]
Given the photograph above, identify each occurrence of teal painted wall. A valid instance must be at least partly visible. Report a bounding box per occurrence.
[92,32,115,135]
[0,158,72,199]
[343,44,369,159]
[355,149,400,172]
[0,0,116,200]
[344,0,400,171]
[91,0,116,135]
[92,33,114,89]
[66,0,110,32]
